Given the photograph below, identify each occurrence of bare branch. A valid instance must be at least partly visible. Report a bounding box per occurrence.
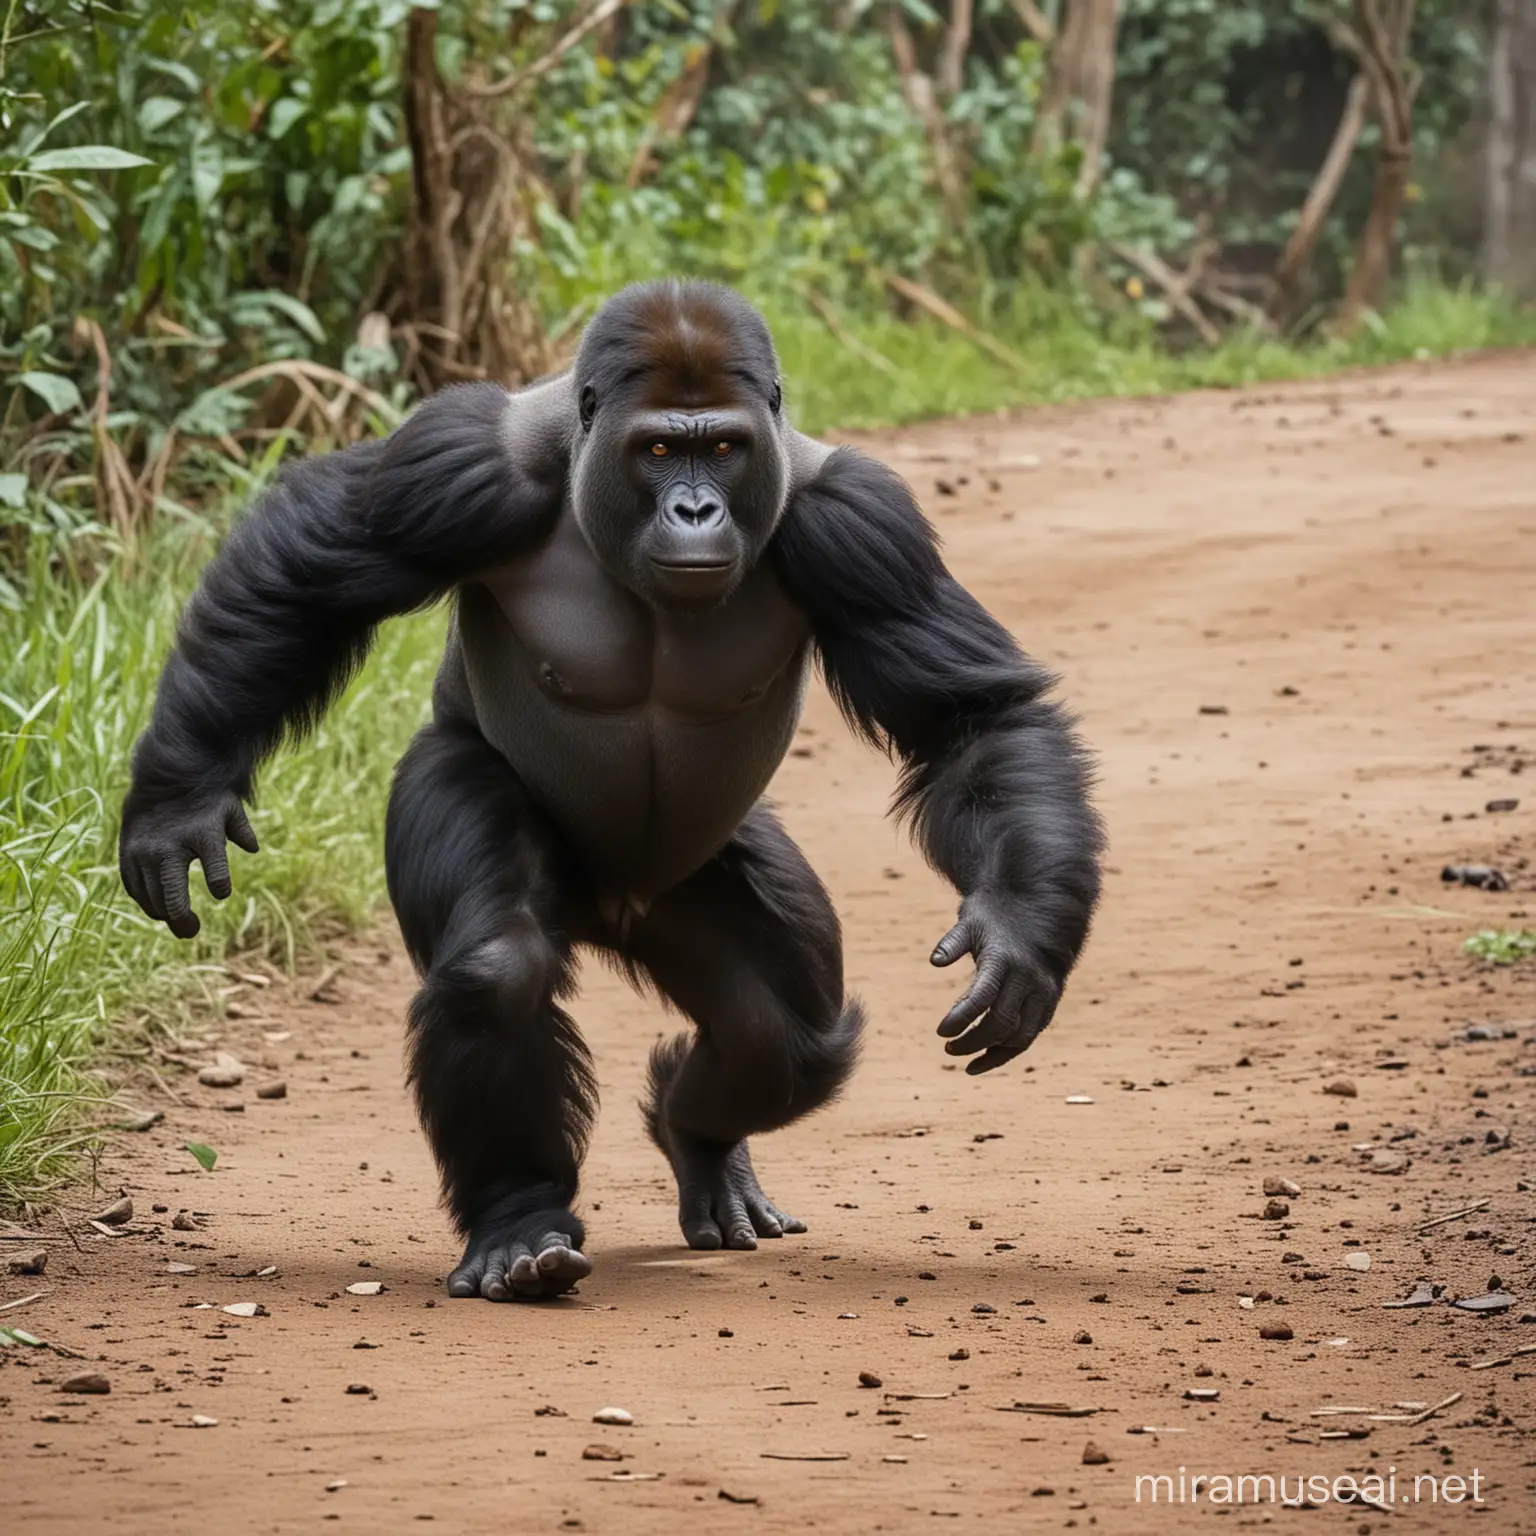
[462,0,632,99]
[936,0,975,101]
[1108,241,1221,346]
[1270,71,1370,321]
[1012,0,1055,44]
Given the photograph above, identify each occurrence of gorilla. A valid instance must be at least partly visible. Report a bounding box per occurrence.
[120,280,1102,1301]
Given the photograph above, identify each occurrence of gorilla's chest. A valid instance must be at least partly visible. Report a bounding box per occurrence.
[478,511,806,716]
[453,512,811,899]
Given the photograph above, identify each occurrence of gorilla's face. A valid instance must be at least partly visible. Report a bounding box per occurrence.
[570,282,789,612]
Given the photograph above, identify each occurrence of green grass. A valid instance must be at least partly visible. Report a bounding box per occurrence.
[768,273,1536,434]
[0,524,444,1203]
[3,272,1534,1207]
[1463,929,1536,966]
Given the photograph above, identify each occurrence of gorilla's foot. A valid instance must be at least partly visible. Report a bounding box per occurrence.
[669,1136,806,1251]
[447,1207,590,1301]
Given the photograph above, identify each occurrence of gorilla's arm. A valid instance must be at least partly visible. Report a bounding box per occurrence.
[121,379,570,937]
[772,445,1103,1073]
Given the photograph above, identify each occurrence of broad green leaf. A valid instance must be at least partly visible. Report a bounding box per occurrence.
[246,290,326,344]
[28,146,154,173]
[267,98,307,140]
[138,96,185,134]
[0,473,26,509]
[186,1141,218,1171]
[6,224,58,251]
[15,372,83,415]
[18,101,90,160]
[190,135,223,213]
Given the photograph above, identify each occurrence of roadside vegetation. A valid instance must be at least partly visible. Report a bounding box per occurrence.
[4,0,1534,1204]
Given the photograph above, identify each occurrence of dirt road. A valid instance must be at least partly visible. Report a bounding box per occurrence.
[5,354,1534,1534]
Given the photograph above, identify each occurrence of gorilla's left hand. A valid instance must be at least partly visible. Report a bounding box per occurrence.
[929,890,1062,1074]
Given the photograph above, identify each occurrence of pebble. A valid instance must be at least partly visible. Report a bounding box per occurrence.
[346,1282,384,1296]
[172,1212,197,1231]
[1185,1388,1220,1401]
[1064,1095,1094,1105]
[971,1303,995,1315]
[858,1371,883,1389]
[1485,797,1519,813]
[1385,1282,1440,1309]
[198,1064,245,1088]
[1323,1079,1357,1098]
[256,1081,288,1100]
[1453,1291,1514,1314]
[326,1480,348,1493]
[1441,864,1508,891]
[1259,1325,1294,1341]
[345,1383,371,1395]
[1345,1253,1371,1272]
[1073,1330,1093,1345]
[222,1302,265,1317]
[93,1196,133,1226]
[1366,1149,1411,1175]
[948,1348,969,1361]
[1263,1177,1301,1198]
[191,1414,219,1428]
[1081,1441,1111,1465]
[582,1444,625,1462]
[1262,1199,1290,1220]
[60,1373,110,1395]
[6,1250,46,1276]
[166,1262,197,1275]
[593,1407,633,1425]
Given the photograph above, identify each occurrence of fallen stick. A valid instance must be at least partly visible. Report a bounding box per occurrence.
[1416,1199,1490,1232]
[1107,241,1222,347]
[1405,1392,1462,1428]
[0,1291,49,1313]
[878,270,1029,375]
[799,287,901,380]
[760,1452,850,1462]
[996,1402,1099,1417]
[1469,1345,1536,1371]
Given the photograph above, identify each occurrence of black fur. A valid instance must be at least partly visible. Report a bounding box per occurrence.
[120,280,1102,1293]
[773,447,1104,1070]
[386,720,595,1237]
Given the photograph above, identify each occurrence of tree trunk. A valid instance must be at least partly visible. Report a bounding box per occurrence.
[1032,0,1119,198]
[1344,141,1412,319]
[885,3,971,229]
[1339,0,1418,329]
[1487,0,1536,298]
[1270,73,1370,324]
[395,6,551,392]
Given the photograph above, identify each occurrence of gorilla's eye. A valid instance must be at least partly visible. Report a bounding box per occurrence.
[649,442,669,458]
[713,441,732,457]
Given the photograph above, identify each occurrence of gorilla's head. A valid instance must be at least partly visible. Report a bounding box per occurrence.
[570,280,789,611]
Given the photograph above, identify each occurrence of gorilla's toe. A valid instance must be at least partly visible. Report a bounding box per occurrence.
[449,1212,588,1301]
[672,1139,803,1252]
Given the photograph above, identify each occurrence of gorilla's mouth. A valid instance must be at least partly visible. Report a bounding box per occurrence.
[649,557,737,600]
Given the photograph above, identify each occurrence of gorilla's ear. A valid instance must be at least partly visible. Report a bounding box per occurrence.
[579,384,598,430]
[769,380,782,416]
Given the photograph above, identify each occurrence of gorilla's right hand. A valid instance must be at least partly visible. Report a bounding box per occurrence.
[119,787,259,939]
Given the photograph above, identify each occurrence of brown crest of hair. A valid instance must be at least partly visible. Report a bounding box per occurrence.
[630,285,751,408]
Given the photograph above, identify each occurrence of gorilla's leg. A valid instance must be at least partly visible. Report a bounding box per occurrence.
[386,720,598,1301]
[624,805,864,1250]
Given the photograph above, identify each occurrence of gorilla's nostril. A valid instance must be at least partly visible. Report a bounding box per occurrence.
[671,495,722,525]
